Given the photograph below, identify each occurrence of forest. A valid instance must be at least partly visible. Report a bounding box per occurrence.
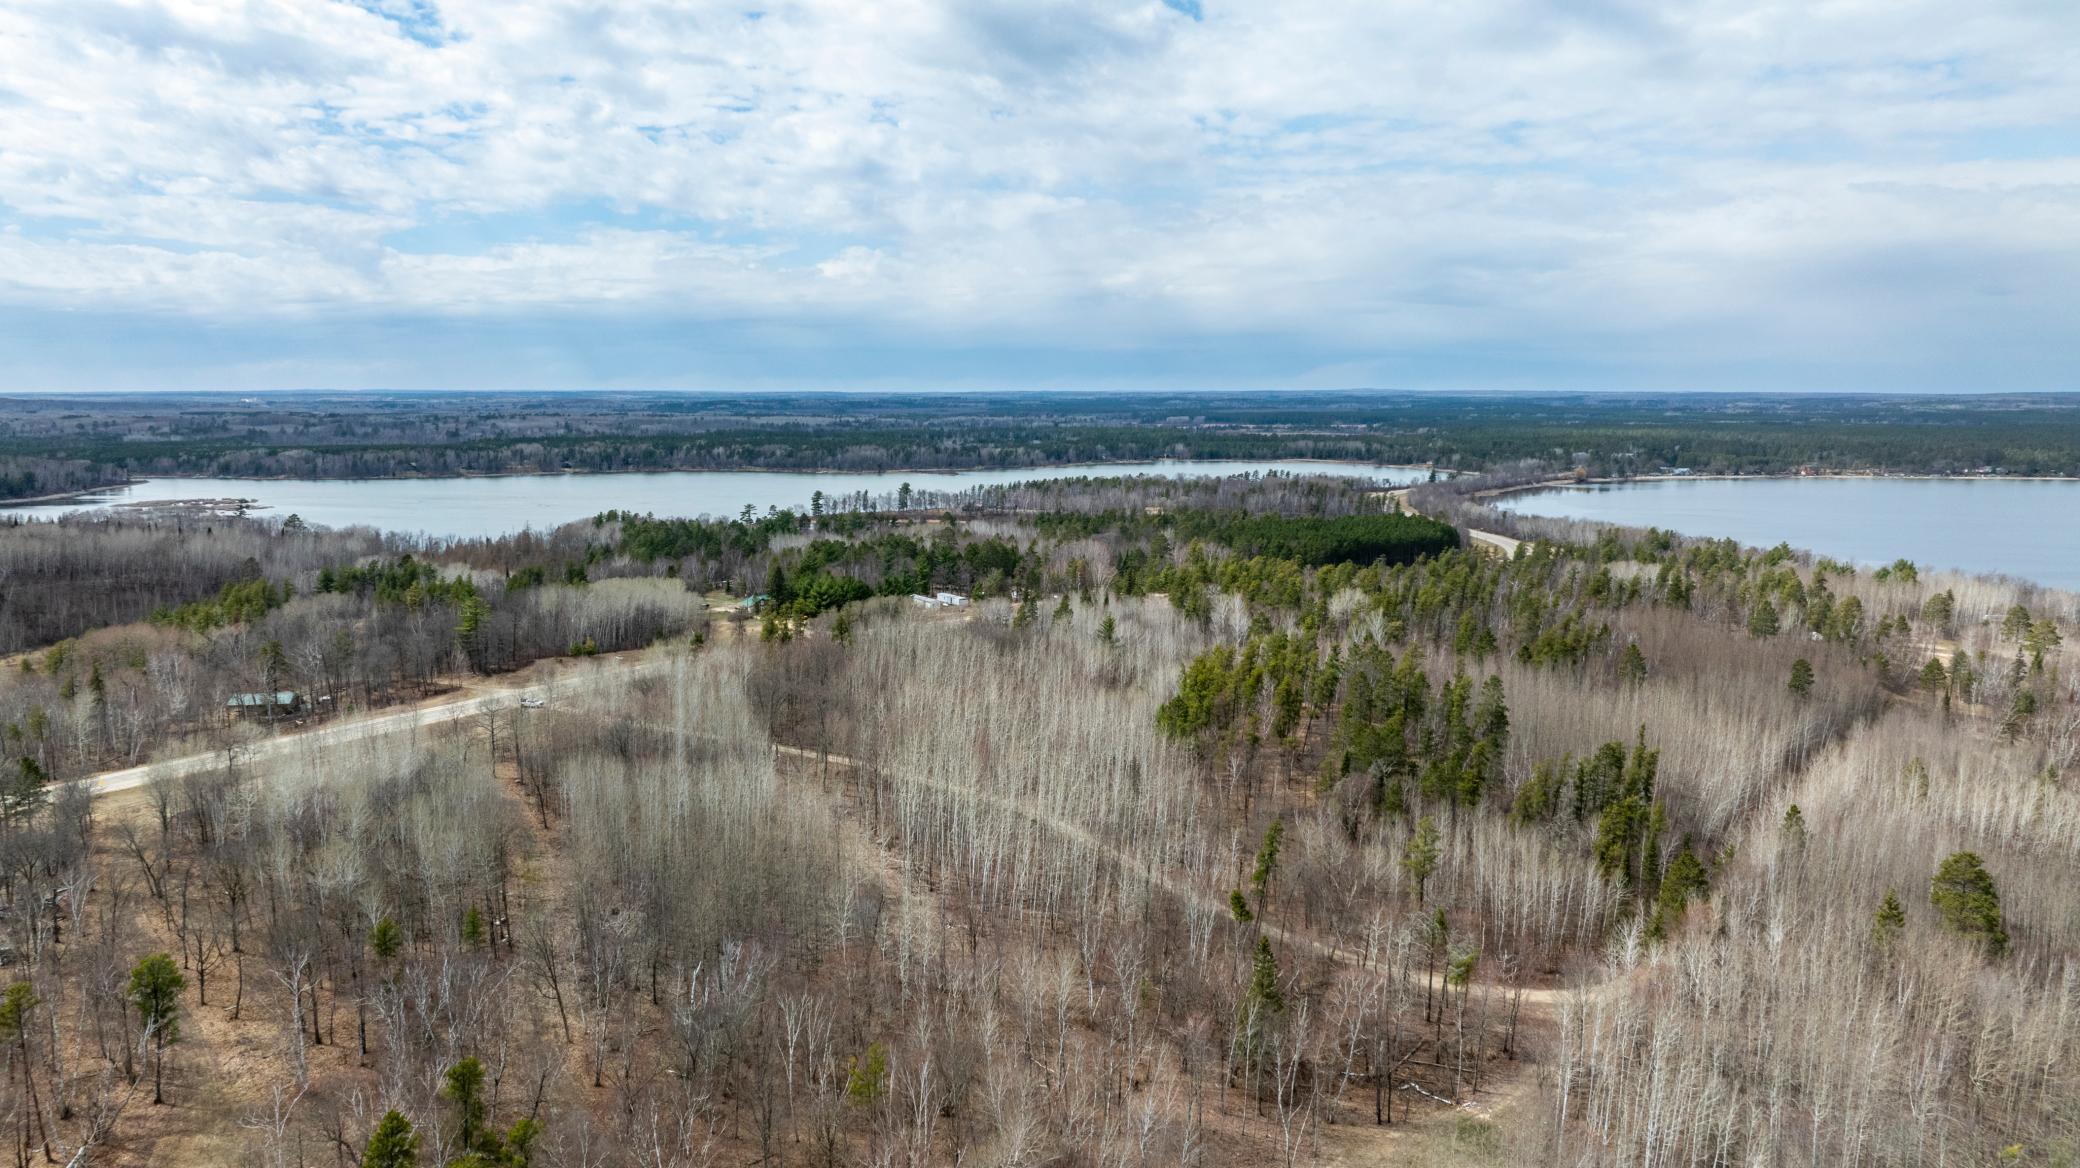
[5,390,2080,499]
[0,465,2070,1166]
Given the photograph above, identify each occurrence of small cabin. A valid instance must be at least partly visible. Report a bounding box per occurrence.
[936,592,970,608]
[226,691,302,719]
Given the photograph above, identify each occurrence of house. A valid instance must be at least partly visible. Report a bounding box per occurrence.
[910,592,971,610]
[737,593,771,611]
[226,691,302,719]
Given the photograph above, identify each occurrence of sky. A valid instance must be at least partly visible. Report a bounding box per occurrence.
[1,0,2077,393]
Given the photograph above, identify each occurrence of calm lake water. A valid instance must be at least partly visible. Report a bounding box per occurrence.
[6,460,1426,541]
[1501,477,2080,591]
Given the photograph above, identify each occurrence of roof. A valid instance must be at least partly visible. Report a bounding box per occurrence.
[226,691,298,707]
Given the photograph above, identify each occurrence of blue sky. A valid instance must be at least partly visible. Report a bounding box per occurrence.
[1,0,2076,392]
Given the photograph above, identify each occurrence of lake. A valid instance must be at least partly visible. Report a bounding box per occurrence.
[1499,477,2080,591]
[5,460,1427,541]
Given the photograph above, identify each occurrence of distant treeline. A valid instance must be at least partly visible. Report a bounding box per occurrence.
[6,391,2079,482]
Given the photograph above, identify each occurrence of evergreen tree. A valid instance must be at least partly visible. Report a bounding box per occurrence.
[1920,590,1955,630]
[1052,594,1072,623]
[4,757,47,822]
[1509,759,1566,825]
[2024,619,2062,668]
[444,1057,490,1150]
[1871,889,1906,951]
[1593,797,1649,887]
[1746,598,1781,638]
[1949,650,1976,700]
[1618,642,1648,686]
[1780,803,1808,852]
[370,916,403,962]
[1930,852,2008,958]
[1402,816,1441,905]
[1097,615,1117,645]
[1787,658,1815,698]
[1648,846,1709,940]
[845,1043,889,1108]
[1249,818,1283,915]
[1829,595,1865,642]
[362,1110,420,1168]
[1242,936,1284,1018]
[128,953,185,1104]
[2002,604,2033,640]
[1919,657,1949,693]
[456,594,493,672]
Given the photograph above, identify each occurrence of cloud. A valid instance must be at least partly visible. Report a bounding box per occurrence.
[0,0,2076,389]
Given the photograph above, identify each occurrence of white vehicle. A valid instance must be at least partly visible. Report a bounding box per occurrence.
[518,695,546,710]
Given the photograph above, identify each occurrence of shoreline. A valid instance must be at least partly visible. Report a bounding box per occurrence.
[1474,469,2080,506]
[0,480,136,507]
[0,457,1444,510]
[12,462,2071,517]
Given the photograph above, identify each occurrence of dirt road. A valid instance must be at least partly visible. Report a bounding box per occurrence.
[78,654,670,798]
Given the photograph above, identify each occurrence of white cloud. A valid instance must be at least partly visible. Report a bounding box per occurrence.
[0,0,2077,388]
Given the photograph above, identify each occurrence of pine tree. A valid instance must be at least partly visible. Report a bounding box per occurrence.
[1097,615,1117,645]
[370,916,402,962]
[1402,816,1441,905]
[2024,619,2062,668]
[444,1058,490,1149]
[1648,846,1709,940]
[1787,658,1814,698]
[362,1110,419,1168]
[4,757,47,822]
[1228,889,1254,923]
[845,1043,889,1107]
[1243,937,1284,1018]
[1249,818,1283,915]
[1920,590,1955,630]
[1949,649,1976,700]
[128,953,185,1104]
[1871,889,1906,951]
[1619,642,1648,686]
[1593,797,1648,887]
[1747,599,1781,638]
[2002,604,2033,640]
[1780,803,1807,852]
[1930,852,2008,958]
